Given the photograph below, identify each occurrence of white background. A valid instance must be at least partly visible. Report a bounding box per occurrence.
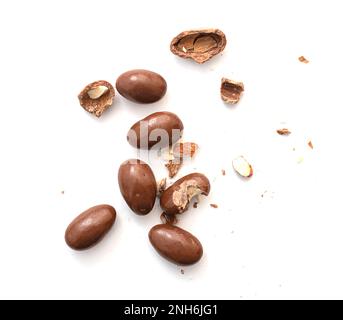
[0,0,343,300]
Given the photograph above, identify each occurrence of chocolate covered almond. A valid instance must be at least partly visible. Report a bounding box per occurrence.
[65,205,116,250]
[118,159,157,215]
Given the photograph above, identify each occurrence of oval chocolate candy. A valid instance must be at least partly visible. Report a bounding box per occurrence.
[118,159,157,215]
[116,69,167,103]
[127,111,183,149]
[149,224,203,265]
[65,204,116,250]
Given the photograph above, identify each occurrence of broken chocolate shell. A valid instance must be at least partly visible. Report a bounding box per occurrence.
[160,173,210,215]
[221,78,244,104]
[78,80,115,117]
[170,29,227,64]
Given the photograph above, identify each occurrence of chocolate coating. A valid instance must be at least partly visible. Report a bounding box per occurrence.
[118,159,157,215]
[149,224,203,265]
[127,111,184,149]
[116,69,167,103]
[160,173,210,215]
[65,204,116,250]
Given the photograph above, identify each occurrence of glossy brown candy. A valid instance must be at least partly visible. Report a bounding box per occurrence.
[127,111,183,149]
[116,69,167,103]
[118,159,157,215]
[170,29,227,64]
[160,173,210,215]
[149,224,203,265]
[65,205,116,250]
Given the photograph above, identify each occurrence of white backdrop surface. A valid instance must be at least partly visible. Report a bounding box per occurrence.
[0,0,343,299]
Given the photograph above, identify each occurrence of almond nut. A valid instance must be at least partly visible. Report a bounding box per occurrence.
[87,86,109,99]
[232,156,253,178]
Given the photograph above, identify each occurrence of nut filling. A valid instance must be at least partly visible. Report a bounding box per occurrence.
[221,78,244,104]
[171,29,227,64]
[172,180,203,212]
[78,80,115,117]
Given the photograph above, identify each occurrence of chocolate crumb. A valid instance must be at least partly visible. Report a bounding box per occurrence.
[308,140,313,149]
[210,204,218,208]
[277,128,291,135]
[165,160,183,178]
[157,178,167,197]
[221,169,226,176]
[61,190,65,195]
[173,142,198,159]
[181,269,185,275]
[193,202,198,209]
[298,56,309,63]
[160,212,178,225]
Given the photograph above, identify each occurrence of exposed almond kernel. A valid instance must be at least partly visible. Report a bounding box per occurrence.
[221,78,244,104]
[277,128,291,135]
[87,86,109,99]
[308,140,313,149]
[78,80,115,117]
[232,156,253,178]
[160,173,210,215]
[298,56,309,63]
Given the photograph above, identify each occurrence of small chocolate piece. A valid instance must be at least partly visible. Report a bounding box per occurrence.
[160,212,178,225]
[157,178,167,197]
[308,140,313,149]
[149,224,203,266]
[165,142,198,178]
[78,80,115,117]
[298,56,309,64]
[173,142,198,159]
[118,159,157,215]
[221,78,244,104]
[277,128,291,135]
[116,69,167,103]
[65,204,116,250]
[165,160,183,178]
[127,111,184,149]
[210,204,218,208]
[170,29,227,64]
[160,173,210,215]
